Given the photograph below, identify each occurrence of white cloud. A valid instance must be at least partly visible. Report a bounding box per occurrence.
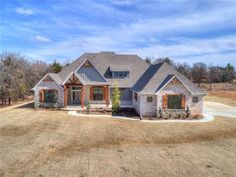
[35,35,51,42]
[15,7,34,15]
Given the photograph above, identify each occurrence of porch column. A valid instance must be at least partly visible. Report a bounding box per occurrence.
[106,85,109,107]
[81,85,84,108]
[64,85,68,107]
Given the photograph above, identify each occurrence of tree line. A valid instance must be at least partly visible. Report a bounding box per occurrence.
[0,52,63,106]
[145,57,235,87]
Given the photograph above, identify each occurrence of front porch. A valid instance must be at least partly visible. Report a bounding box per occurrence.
[63,84,110,108]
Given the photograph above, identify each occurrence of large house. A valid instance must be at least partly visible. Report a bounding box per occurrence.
[33,52,206,117]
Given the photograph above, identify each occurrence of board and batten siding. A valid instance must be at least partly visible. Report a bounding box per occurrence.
[110,88,132,106]
[34,81,64,108]
[77,66,106,83]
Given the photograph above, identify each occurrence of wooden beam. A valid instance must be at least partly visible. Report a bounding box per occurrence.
[64,85,68,107]
[81,85,84,108]
[90,86,93,101]
[106,85,109,107]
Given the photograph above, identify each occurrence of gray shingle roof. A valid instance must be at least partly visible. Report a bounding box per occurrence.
[57,52,149,87]
[132,62,206,94]
[155,74,175,92]
[48,73,63,85]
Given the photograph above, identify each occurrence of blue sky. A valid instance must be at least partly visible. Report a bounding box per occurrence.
[1,0,236,66]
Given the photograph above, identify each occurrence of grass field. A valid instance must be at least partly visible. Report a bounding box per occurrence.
[205,90,236,107]
[0,103,236,177]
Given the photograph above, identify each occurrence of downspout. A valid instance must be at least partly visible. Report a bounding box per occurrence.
[139,109,143,120]
[140,114,143,120]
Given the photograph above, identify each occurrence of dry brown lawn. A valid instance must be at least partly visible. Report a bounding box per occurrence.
[0,103,236,177]
[205,90,236,106]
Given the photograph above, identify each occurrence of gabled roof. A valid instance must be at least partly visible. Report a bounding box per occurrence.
[57,52,149,87]
[132,62,206,95]
[155,74,175,92]
[31,73,63,91]
[131,63,163,92]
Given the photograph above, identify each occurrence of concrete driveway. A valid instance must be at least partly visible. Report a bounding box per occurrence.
[204,101,236,118]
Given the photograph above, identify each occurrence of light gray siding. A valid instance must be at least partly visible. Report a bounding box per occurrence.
[77,66,106,83]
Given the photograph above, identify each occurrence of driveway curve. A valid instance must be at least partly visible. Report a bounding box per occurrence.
[204,101,236,118]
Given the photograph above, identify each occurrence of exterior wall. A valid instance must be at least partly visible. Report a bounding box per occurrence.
[77,66,105,82]
[157,81,203,115]
[34,81,64,108]
[139,94,157,116]
[110,88,132,106]
[84,85,107,105]
[132,92,140,114]
[191,95,204,115]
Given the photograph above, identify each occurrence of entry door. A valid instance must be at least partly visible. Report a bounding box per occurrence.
[71,87,81,105]
[72,91,81,104]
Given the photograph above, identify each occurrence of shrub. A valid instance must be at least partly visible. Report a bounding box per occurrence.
[112,82,120,113]
[86,101,91,114]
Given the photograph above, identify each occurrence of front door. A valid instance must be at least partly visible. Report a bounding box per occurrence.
[71,87,81,104]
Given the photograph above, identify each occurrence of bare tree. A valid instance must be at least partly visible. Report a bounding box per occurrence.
[153,57,175,66]
[175,63,191,79]
[0,52,50,106]
[208,66,222,90]
[191,62,208,86]
[144,57,152,65]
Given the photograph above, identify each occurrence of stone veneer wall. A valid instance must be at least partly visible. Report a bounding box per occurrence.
[158,81,203,115]
[34,81,64,108]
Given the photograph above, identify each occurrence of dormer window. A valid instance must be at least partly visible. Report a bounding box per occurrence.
[112,71,129,78]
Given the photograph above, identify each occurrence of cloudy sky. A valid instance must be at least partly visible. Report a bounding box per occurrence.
[1,0,236,66]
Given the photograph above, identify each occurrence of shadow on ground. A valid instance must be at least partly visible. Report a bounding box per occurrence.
[15,102,35,110]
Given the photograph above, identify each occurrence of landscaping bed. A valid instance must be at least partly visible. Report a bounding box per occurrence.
[79,107,140,118]
[143,114,203,120]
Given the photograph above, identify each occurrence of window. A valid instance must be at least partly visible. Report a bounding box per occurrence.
[119,88,132,101]
[147,96,153,102]
[134,92,138,101]
[167,95,181,109]
[112,71,129,78]
[192,96,198,103]
[44,90,58,103]
[93,87,103,100]
[123,72,129,78]
[114,72,119,78]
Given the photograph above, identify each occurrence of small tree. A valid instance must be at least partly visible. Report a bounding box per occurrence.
[50,60,63,73]
[112,83,120,113]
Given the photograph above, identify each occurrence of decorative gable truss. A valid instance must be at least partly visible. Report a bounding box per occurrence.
[76,59,107,84]
[32,74,63,91]
[155,75,193,95]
